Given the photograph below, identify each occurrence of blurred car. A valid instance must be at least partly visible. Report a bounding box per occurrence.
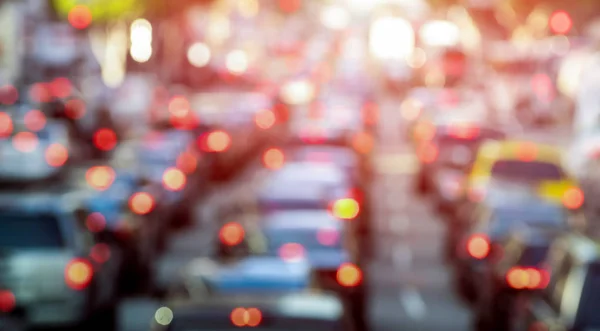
[137,121,208,227]
[565,128,600,179]
[510,234,600,331]
[453,197,568,304]
[150,292,352,331]
[472,225,561,331]
[0,188,122,327]
[467,140,583,210]
[403,87,464,141]
[190,90,270,180]
[0,105,73,182]
[413,117,505,215]
[287,98,375,181]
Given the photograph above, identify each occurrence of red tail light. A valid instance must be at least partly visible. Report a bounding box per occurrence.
[86,166,115,191]
[129,192,155,215]
[563,187,584,210]
[279,243,305,262]
[24,109,46,132]
[49,77,72,99]
[90,243,111,264]
[418,143,438,163]
[202,130,231,152]
[362,102,379,126]
[65,258,93,290]
[0,84,18,105]
[352,132,374,154]
[336,263,362,287]
[506,267,549,290]
[219,222,245,246]
[449,124,479,139]
[12,132,38,152]
[85,212,106,233]
[0,290,16,313]
[255,109,276,129]
[330,198,360,220]
[65,99,86,119]
[231,307,262,327]
[176,152,198,174]
[467,234,490,259]
[93,128,117,151]
[413,121,435,142]
[45,143,69,167]
[162,168,186,191]
[262,148,285,169]
[168,96,190,118]
[0,112,13,137]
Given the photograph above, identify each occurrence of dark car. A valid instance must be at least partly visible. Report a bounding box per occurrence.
[511,234,600,331]
[150,292,353,331]
[453,198,568,304]
[415,122,506,217]
[472,225,562,331]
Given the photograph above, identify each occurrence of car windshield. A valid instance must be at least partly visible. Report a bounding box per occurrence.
[0,213,65,249]
[490,160,564,182]
[263,228,343,254]
[490,208,565,236]
[518,245,550,267]
[575,262,600,328]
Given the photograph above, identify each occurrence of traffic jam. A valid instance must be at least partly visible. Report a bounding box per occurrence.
[1,0,600,331]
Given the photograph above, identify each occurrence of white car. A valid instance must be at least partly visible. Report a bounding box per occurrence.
[0,107,72,181]
[0,188,122,327]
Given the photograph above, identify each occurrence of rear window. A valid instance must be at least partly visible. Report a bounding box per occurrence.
[0,213,65,249]
[574,262,600,328]
[264,228,343,254]
[491,208,565,236]
[491,160,563,182]
[518,245,550,267]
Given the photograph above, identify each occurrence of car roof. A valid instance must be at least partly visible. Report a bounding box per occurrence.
[0,187,92,214]
[166,292,343,321]
[263,211,341,230]
[478,140,562,162]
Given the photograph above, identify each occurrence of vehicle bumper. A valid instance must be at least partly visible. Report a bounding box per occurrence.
[23,295,88,326]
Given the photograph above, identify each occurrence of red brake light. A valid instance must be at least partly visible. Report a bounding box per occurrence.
[45,143,69,167]
[413,121,435,142]
[352,132,374,154]
[85,212,106,233]
[90,243,111,264]
[506,267,549,290]
[219,222,245,246]
[278,243,305,262]
[29,83,51,103]
[330,198,360,220]
[255,109,276,129]
[24,110,46,132]
[49,77,72,98]
[68,5,92,30]
[86,166,115,191]
[362,102,379,126]
[262,148,285,169]
[65,258,93,290]
[162,168,186,191]
[176,152,198,174]
[93,128,117,151]
[0,290,16,313]
[418,143,438,163]
[563,187,584,210]
[336,263,362,287]
[205,130,231,152]
[0,112,13,137]
[467,234,490,259]
[129,192,155,215]
[231,307,262,327]
[12,132,38,153]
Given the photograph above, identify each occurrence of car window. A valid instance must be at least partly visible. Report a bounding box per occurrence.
[574,262,600,328]
[0,213,65,249]
[263,228,343,254]
[490,160,564,182]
